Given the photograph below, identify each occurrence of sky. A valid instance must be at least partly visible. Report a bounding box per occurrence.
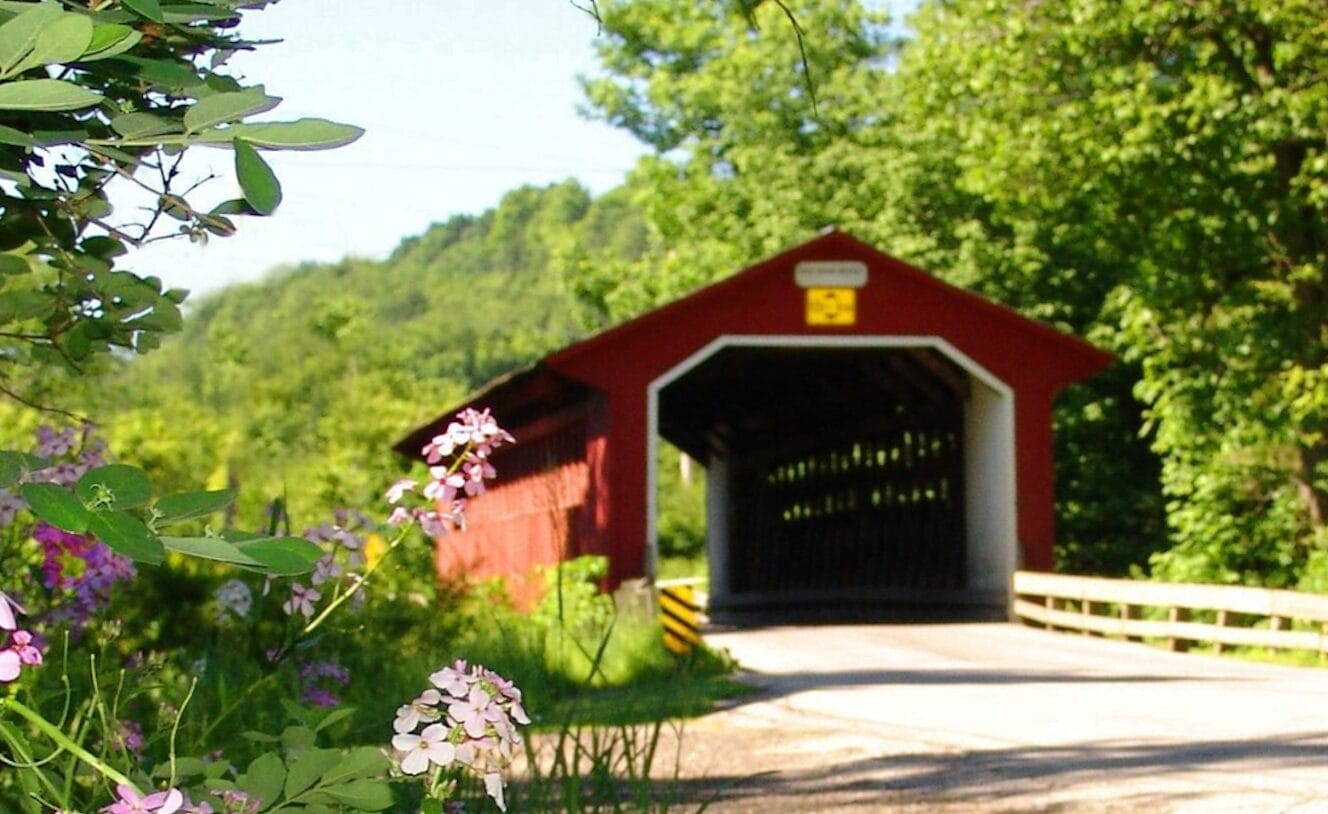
[123,1,913,298]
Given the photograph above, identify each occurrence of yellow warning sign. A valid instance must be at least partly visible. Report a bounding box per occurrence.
[659,584,702,655]
[806,287,856,326]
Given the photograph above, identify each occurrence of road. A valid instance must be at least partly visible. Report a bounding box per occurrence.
[666,623,1328,812]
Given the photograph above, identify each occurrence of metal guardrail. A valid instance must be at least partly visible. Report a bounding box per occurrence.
[1012,570,1328,657]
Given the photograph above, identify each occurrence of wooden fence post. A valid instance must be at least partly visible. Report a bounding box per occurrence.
[1167,606,1189,652]
[1121,603,1141,642]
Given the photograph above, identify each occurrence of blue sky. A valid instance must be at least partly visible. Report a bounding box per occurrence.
[126,1,913,297]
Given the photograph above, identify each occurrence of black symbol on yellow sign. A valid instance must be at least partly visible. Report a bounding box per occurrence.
[659,584,702,655]
[806,287,856,326]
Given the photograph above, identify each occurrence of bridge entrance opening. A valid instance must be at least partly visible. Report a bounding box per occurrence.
[651,340,1013,621]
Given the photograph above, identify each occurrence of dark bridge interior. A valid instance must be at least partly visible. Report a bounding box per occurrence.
[659,346,972,605]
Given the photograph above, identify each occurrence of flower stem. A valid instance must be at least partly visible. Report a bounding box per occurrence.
[0,697,137,790]
[300,527,408,637]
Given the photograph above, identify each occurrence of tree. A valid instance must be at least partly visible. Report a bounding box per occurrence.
[897,0,1328,586]
[576,0,1170,576]
[0,0,360,408]
[575,0,896,319]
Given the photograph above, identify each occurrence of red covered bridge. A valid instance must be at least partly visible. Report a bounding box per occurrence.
[395,231,1111,619]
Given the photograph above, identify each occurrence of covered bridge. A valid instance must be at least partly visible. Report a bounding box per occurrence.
[395,231,1112,618]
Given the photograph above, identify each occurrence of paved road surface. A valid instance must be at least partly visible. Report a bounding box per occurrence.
[667,623,1328,812]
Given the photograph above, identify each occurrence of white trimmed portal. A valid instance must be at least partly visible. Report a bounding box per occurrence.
[645,335,1016,616]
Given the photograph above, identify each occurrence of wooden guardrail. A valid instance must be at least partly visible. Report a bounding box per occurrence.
[1012,570,1328,657]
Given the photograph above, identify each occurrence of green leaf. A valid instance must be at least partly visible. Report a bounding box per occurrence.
[160,536,262,566]
[312,706,358,734]
[153,488,233,525]
[210,198,258,216]
[81,24,140,61]
[0,78,101,111]
[0,1,61,74]
[120,0,164,23]
[0,250,27,275]
[82,235,126,259]
[319,747,388,785]
[111,111,182,139]
[314,779,393,811]
[230,535,322,576]
[75,464,152,509]
[87,510,164,564]
[9,12,92,74]
[279,724,316,753]
[240,752,286,812]
[0,289,53,321]
[105,55,204,91]
[284,748,341,800]
[184,88,280,133]
[153,756,207,779]
[19,482,90,533]
[199,118,364,151]
[0,123,31,146]
[234,138,281,215]
[0,450,45,488]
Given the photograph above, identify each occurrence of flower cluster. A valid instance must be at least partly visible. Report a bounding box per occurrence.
[298,658,351,708]
[212,579,253,622]
[272,509,373,622]
[1,425,130,641]
[34,521,136,631]
[0,591,42,683]
[386,408,513,537]
[391,660,530,811]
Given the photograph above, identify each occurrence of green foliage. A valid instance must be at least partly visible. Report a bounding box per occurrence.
[655,442,705,562]
[571,0,1328,584]
[197,731,393,812]
[57,180,641,533]
[0,0,361,388]
[894,0,1328,585]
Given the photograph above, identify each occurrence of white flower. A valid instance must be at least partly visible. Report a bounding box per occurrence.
[213,579,253,620]
[393,689,442,734]
[392,722,456,775]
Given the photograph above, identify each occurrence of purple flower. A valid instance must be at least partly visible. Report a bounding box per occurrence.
[281,583,320,618]
[211,790,259,814]
[0,488,22,527]
[114,719,144,754]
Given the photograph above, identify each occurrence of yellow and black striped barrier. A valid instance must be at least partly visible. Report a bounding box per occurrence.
[659,583,702,655]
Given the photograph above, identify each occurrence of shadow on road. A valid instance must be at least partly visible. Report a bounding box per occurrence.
[725,666,1219,702]
[664,731,1328,810]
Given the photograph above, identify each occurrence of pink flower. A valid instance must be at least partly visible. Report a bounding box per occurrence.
[422,466,465,503]
[281,583,320,618]
[415,510,452,539]
[11,630,41,665]
[394,688,443,734]
[448,685,498,739]
[0,590,21,631]
[0,488,22,527]
[310,554,342,586]
[101,784,184,814]
[392,722,456,775]
[428,662,470,697]
[0,650,18,682]
[0,627,41,683]
[385,479,416,504]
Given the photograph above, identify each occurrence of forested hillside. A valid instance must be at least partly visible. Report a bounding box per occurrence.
[55,181,646,528]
